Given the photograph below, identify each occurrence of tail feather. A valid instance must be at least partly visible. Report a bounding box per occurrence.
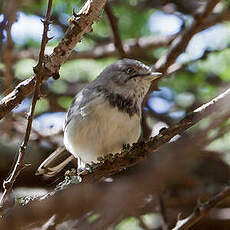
[36,146,75,177]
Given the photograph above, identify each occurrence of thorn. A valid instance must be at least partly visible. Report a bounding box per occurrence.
[177,212,182,220]
[40,18,53,26]
[72,8,78,17]
[25,112,30,119]
[47,19,53,24]
[52,72,60,80]
[197,198,203,207]
[3,180,10,190]
[159,127,167,135]
[24,163,31,168]
[33,66,38,74]
[72,20,78,26]
[48,36,54,41]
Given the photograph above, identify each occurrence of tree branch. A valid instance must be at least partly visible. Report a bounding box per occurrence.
[0,0,107,120]
[13,34,173,61]
[81,87,230,182]
[172,186,230,230]
[104,2,125,58]
[0,0,53,209]
[2,0,17,92]
[0,0,219,121]
[141,0,221,139]
[155,0,221,74]
[13,6,230,63]
[1,86,230,229]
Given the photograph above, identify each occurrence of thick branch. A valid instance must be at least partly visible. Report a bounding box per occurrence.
[0,0,107,120]
[81,87,230,182]
[1,87,230,230]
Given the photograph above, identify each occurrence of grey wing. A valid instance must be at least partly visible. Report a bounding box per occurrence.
[64,86,100,130]
[64,93,81,129]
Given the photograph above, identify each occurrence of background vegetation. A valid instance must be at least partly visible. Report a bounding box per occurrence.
[1,0,230,229]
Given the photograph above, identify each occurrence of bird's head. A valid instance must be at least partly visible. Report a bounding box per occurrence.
[96,58,162,102]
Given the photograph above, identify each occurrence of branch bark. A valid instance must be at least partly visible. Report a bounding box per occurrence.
[1,85,230,230]
[141,0,221,139]
[172,187,230,230]
[104,2,125,58]
[0,0,107,120]
[155,0,221,74]
[12,6,230,63]
[81,87,230,182]
[13,34,173,62]
[2,0,18,92]
[0,0,53,209]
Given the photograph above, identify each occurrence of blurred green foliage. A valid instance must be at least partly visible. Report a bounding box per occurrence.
[113,5,153,39]
[60,58,116,82]
[35,98,49,114]
[115,217,141,230]
[58,96,73,109]
[14,59,37,80]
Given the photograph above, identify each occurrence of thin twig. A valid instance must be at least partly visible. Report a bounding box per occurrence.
[3,9,14,92]
[0,0,53,209]
[141,0,221,139]
[13,5,230,63]
[0,18,7,53]
[0,0,107,121]
[172,186,230,230]
[155,0,221,74]
[1,0,18,139]
[0,0,18,57]
[14,34,173,61]
[104,2,126,58]
[1,87,230,228]
[167,47,228,75]
[0,0,224,121]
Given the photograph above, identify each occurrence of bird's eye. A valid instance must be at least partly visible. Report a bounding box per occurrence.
[126,67,136,75]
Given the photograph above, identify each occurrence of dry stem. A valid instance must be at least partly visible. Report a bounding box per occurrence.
[0,0,53,209]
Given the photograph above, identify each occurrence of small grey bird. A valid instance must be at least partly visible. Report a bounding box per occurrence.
[36,59,162,177]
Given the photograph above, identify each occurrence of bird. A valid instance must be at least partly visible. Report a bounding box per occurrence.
[36,59,162,177]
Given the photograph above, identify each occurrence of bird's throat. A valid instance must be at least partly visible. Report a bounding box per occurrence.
[96,86,140,117]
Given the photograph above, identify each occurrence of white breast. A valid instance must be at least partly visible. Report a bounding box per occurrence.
[64,96,140,164]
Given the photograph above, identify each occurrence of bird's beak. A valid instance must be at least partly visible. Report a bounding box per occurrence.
[128,72,162,81]
[145,72,162,80]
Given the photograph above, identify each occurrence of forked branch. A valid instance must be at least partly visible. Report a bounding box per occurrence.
[0,0,53,209]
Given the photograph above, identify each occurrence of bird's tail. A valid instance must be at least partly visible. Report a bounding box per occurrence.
[36,146,75,177]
